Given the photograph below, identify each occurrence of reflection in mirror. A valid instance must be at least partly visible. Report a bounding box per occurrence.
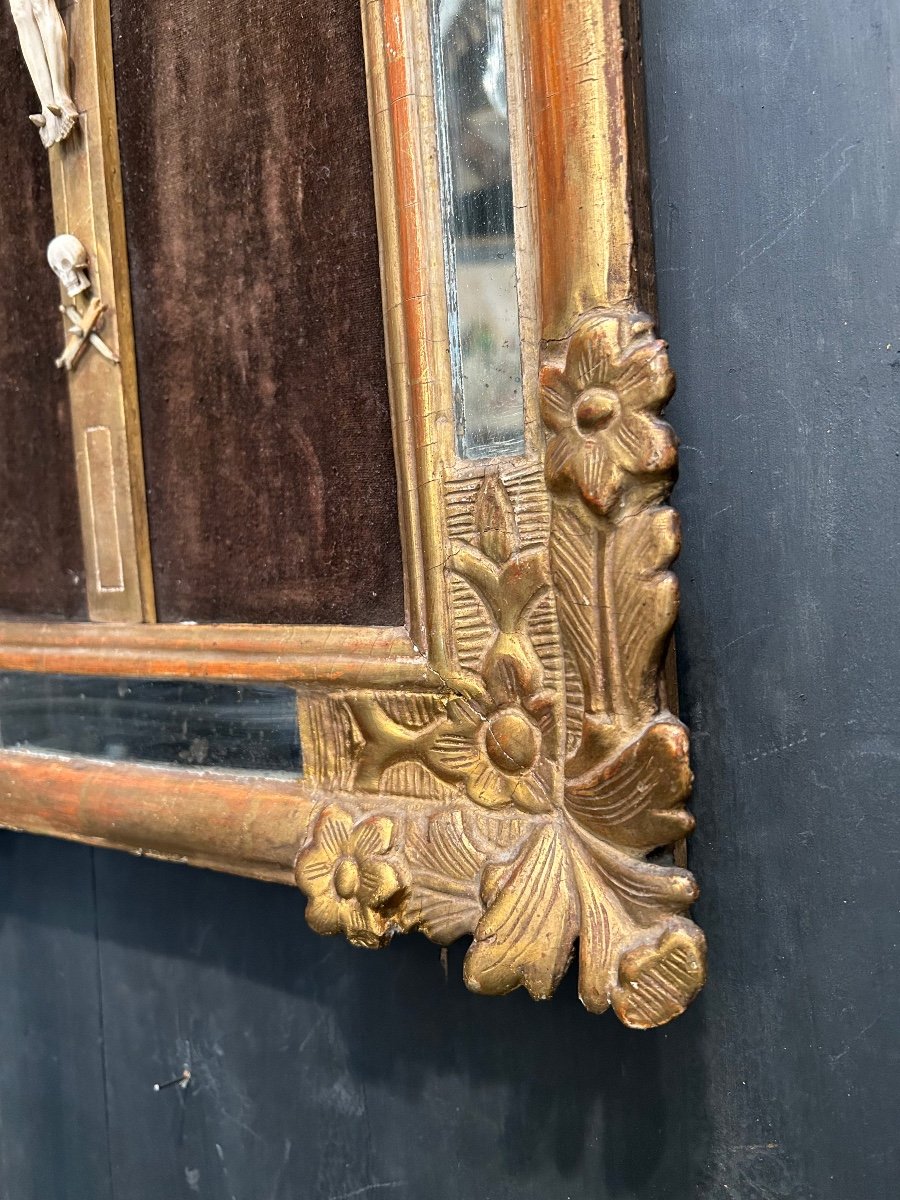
[0,674,302,774]
[431,0,525,459]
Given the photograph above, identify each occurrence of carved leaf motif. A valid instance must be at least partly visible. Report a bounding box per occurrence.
[567,829,704,1021]
[450,542,549,704]
[550,505,681,766]
[474,473,519,565]
[464,824,578,1001]
[581,829,699,927]
[609,508,681,722]
[347,694,446,793]
[570,840,614,1013]
[611,922,707,1029]
[450,475,551,710]
[564,718,693,852]
[404,810,487,944]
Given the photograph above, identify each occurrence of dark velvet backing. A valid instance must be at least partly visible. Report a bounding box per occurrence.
[110,0,404,626]
[0,21,85,619]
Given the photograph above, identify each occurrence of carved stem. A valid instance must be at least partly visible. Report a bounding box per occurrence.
[595,521,622,720]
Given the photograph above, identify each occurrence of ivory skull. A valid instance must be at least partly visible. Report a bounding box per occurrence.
[47,234,90,296]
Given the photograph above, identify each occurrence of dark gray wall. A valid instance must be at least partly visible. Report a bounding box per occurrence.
[1,1,898,1196]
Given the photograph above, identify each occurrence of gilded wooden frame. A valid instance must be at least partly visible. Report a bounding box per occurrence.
[0,0,706,1025]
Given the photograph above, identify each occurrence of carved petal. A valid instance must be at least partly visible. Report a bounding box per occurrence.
[306,892,344,937]
[544,428,584,494]
[507,773,554,815]
[430,712,483,777]
[464,825,578,1001]
[463,760,520,811]
[617,414,678,481]
[565,719,694,852]
[611,922,707,1029]
[612,340,674,412]
[568,315,619,389]
[340,902,388,950]
[539,367,575,432]
[577,443,626,515]
[357,859,403,909]
[348,815,394,858]
[295,847,336,898]
[316,805,354,857]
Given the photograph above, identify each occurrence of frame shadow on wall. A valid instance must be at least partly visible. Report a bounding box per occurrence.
[0,831,714,1196]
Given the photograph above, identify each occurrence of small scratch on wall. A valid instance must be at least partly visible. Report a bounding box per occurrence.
[704,138,862,299]
[328,1183,406,1200]
[739,734,808,765]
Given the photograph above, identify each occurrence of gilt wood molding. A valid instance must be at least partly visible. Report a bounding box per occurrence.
[293,307,703,1026]
[0,0,705,1024]
[287,0,705,1024]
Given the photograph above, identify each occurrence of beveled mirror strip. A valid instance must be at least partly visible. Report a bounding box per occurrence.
[430,0,526,459]
[0,672,302,773]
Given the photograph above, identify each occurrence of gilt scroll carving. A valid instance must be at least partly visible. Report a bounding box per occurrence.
[294,309,705,1027]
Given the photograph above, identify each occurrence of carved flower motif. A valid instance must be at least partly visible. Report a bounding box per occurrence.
[540,313,677,515]
[429,695,554,814]
[295,805,406,948]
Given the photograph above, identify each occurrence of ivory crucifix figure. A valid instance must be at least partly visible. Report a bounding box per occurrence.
[7,0,78,146]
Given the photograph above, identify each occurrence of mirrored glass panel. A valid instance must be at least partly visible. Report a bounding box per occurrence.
[0,673,302,775]
[431,0,526,459]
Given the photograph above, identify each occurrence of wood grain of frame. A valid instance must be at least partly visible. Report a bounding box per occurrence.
[0,0,705,1024]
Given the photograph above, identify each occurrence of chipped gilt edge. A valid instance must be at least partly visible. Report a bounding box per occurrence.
[294,310,706,1028]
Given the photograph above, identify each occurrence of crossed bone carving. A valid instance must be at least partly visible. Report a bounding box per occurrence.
[46,233,119,372]
[55,297,120,372]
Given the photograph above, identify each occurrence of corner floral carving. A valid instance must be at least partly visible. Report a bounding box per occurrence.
[295,805,407,949]
[295,308,705,1028]
[541,312,677,515]
[346,477,556,817]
